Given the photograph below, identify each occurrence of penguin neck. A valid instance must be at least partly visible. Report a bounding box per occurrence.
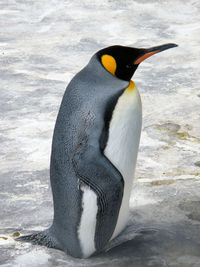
[88,55,129,87]
[126,80,136,92]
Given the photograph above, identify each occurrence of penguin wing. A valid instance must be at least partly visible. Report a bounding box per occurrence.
[72,143,124,251]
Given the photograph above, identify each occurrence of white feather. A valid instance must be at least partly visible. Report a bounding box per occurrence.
[78,184,98,258]
[104,84,142,239]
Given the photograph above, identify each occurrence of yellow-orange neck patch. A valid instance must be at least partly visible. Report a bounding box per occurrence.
[126,80,136,92]
[101,54,117,75]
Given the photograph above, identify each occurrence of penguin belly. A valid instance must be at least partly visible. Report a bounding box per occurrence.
[104,81,142,239]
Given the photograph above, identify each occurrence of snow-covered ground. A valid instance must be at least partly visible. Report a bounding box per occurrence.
[0,0,200,266]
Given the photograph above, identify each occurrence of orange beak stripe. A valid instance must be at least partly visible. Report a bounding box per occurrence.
[134,50,160,65]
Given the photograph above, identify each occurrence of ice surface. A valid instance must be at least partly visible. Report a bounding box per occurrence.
[0,0,200,266]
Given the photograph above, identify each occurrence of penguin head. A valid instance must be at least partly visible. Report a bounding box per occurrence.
[97,43,178,81]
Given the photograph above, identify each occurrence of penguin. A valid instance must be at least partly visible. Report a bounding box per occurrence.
[17,43,177,258]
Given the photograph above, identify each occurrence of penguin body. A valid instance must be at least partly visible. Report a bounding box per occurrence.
[49,55,129,258]
[17,43,177,258]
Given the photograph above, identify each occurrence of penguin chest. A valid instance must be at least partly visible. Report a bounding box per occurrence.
[104,82,142,239]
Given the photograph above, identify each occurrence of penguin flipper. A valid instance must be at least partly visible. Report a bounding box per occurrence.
[73,144,124,251]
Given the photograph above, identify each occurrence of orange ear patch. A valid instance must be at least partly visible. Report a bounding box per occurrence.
[101,55,117,75]
[134,51,159,65]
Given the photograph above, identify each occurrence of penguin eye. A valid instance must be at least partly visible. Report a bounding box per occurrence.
[126,64,132,69]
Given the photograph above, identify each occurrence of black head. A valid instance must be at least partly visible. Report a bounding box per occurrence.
[97,43,178,81]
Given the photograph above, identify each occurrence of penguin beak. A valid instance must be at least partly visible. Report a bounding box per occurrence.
[134,43,178,65]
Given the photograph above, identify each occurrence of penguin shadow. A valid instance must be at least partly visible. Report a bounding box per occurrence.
[98,225,160,260]
[90,205,200,266]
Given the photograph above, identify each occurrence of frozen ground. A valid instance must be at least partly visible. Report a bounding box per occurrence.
[0,0,200,266]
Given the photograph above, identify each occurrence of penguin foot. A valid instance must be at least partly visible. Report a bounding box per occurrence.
[15,229,60,249]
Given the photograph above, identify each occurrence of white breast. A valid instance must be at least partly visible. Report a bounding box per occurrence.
[104,82,142,239]
[78,184,98,258]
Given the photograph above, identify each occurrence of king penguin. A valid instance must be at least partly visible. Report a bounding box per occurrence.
[17,43,177,258]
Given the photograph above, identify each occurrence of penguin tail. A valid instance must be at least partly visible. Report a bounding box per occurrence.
[15,230,59,249]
